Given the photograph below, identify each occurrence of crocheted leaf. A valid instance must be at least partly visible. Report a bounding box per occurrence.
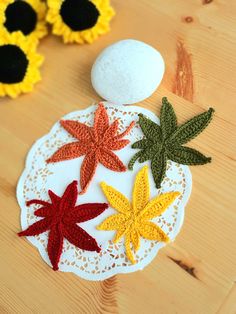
[151,150,167,189]
[132,166,150,213]
[100,182,131,213]
[138,114,162,143]
[131,139,152,149]
[168,108,214,146]
[80,151,98,193]
[128,151,144,170]
[98,149,126,171]
[140,192,180,220]
[130,229,140,252]
[64,203,108,223]
[46,142,90,163]
[98,166,179,264]
[47,103,134,194]
[129,97,214,189]
[18,181,108,271]
[97,214,127,231]
[138,222,170,242]
[160,97,177,139]
[167,146,211,165]
[60,120,92,141]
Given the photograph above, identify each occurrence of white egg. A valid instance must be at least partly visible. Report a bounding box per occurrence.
[91,39,165,105]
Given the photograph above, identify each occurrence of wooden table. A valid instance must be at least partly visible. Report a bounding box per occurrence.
[1,0,236,313]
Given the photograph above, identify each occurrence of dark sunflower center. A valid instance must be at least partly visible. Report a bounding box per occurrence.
[4,1,37,35]
[60,0,100,31]
[0,45,29,84]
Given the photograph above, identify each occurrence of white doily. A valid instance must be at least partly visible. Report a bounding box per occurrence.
[17,102,192,280]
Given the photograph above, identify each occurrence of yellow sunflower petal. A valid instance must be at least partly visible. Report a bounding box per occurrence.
[97,213,127,231]
[100,182,132,214]
[139,192,180,221]
[125,233,136,264]
[132,166,150,213]
[138,221,170,242]
[130,229,140,252]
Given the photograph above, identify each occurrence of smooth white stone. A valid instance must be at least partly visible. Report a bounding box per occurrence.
[91,39,165,105]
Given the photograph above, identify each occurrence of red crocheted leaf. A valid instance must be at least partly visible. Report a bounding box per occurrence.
[18,217,52,237]
[34,206,51,217]
[103,120,119,140]
[46,142,90,163]
[80,151,98,194]
[94,103,109,141]
[47,224,64,271]
[64,203,108,223]
[105,139,130,150]
[98,149,126,171]
[60,120,92,141]
[114,121,135,140]
[26,199,50,207]
[60,180,78,213]
[48,190,61,204]
[62,223,101,253]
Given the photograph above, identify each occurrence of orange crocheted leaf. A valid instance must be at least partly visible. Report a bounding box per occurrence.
[105,139,130,150]
[60,120,92,141]
[98,149,126,171]
[47,103,134,193]
[46,142,91,163]
[103,120,119,139]
[94,103,110,141]
[80,151,98,194]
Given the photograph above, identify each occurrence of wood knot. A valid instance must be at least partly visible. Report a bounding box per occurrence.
[184,16,194,23]
[203,0,213,4]
[168,256,198,279]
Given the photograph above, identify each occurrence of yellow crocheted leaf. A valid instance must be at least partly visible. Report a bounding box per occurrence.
[132,166,150,213]
[114,227,127,243]
[125,233,136,264]
[100,182,131,213]
[138,221,170,242]
[130,229,140,252]
[140,192,180,221]
[97,213,127,231]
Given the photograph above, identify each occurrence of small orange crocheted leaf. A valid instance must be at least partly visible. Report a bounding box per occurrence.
[47,103,134,194]
[98,166,180,264]
[98,149,126,171]
[94,103,110,141]
[46,142,90,163]
[80,151,98,194]
[60,120,92,141]
[106,139,130,151]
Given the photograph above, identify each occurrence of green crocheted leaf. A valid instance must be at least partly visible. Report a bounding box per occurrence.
[128,151,144,170]
[167,146,211,165]
[151,150,167,189]
[160,97,177,139]
[131,139,152,149]
[168,108,214,146]
[138,114,162,143]
[139,144,160,163]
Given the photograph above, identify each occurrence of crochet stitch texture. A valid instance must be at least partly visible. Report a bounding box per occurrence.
[98,166,179,264]
[18,181,108,270]
[47,103,134,194]
[129,97,214,189]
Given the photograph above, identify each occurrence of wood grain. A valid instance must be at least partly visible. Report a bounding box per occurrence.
[0,0,236,313]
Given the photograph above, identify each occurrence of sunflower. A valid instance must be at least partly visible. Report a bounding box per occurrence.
[0,32,44,98]
[46,0,115,44]
[0,0,48,41]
